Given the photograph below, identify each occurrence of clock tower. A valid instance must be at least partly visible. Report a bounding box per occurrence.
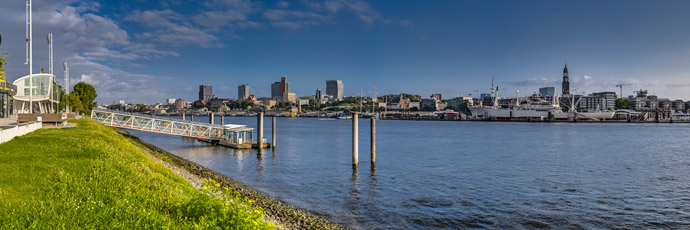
[562,63,570,95]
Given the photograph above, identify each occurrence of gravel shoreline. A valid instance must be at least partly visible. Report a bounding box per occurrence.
[115,128,348,230]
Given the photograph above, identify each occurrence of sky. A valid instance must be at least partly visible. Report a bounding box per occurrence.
[1,0,689,104]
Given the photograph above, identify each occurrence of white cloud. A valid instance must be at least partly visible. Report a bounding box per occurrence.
[324,0,380,25]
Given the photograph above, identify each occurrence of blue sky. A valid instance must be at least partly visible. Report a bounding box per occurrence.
[1,0,689,104]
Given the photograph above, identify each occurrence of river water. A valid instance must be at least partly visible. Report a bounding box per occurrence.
[127,117,690,229]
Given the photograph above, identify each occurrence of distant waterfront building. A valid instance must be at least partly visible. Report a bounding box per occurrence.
[315,88,323,105]
[539,87,555,97]
[326,80,344,101]
[431,94,442,101]
[199,85,213,101]
[672,100,685,112]
[167,98,176,104]
[420,98,439,111]
[238,84,250,99]
[271,82,281,99]
[480,93,491,101]
[175,98,186,111]
[625,89,670,111]
[119,100,126,105]
[590,92,617,110]
[281,77,289,97]
[578,96,605,112]
[562,64,570,95]
[447,97,474,110]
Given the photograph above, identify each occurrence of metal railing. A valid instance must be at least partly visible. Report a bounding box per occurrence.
[91,108,228,140]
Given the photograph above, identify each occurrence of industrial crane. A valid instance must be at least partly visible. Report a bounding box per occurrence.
[615,83,634,97]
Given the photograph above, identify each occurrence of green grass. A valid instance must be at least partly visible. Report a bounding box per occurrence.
[0,119,275,229]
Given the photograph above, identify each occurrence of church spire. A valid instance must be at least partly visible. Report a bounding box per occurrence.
[562,63,570,95]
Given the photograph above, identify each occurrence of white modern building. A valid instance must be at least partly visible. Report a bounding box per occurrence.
[13,73,63,114]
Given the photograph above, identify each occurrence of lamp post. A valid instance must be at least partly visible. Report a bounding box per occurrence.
[25,0,33,113]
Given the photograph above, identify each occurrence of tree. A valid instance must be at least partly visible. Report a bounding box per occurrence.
[67,93,84,114]
[615,98,632,110]
[0,51,7,82]
[72,82,97,114]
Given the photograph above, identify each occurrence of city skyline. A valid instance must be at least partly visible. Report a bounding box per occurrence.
[1,0,690,104]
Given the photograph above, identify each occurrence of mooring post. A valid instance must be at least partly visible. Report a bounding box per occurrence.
[191,115,194,121]
[258,112,264,149]
[182,113,185,120]
[210,112,214,124]
[353,112,359,169]
[272,116,276,149]
[370,117,376,164]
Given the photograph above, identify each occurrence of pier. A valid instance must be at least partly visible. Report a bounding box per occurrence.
[90,108,268,149]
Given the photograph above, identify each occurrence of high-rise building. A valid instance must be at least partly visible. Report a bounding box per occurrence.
[562,64,570,95]
[326,80,343,101]
[539,87,555,97]
[280,77,288,96]
[271,82,282,99]
[316,88,323,104]
[431,94,442,101]
[199,85,213,101]
[238,84,250,99]
[167,98,176,104]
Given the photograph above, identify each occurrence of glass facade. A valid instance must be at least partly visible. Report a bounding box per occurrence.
[23,75,51,97]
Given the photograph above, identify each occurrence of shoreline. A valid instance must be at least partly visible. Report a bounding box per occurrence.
[115,128,347,230]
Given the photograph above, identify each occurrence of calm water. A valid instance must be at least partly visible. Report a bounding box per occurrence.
[127,117,690,229]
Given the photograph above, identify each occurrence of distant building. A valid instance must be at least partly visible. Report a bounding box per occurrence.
[315,88,323,105]
[447,97,473,110]
[672,100,685,112]
[539,87,555,97]
[175,98,186,111]
[287,93,297,104]
[579,96,604,112]
[199,85,213,101]
[271,82,281,99]
[281,77,289,96]
[625,89,670,111]
[421,98,439,111]
[326,80,343,101]
[480,93,491,101]
[167,98,176,104]
[590,92,617,110]
[238,84,250,99]
[562,64,570,95]
[431,94,442,101]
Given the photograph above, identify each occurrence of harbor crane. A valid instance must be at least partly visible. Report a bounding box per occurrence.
[615,83,635,97]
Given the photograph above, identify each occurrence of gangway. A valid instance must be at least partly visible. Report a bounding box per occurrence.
[91,108,264,148]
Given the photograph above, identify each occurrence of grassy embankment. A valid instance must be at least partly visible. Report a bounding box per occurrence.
[0,119,275,229]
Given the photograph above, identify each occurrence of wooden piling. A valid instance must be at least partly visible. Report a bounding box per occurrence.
[272,116,276,149]
[353,112,359,168]
[258,112,264,149]
[191,115,194,121]
[210,112,214,124]
[221,115,225,125]
[370,117,375,164]
[182,113,185,120]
